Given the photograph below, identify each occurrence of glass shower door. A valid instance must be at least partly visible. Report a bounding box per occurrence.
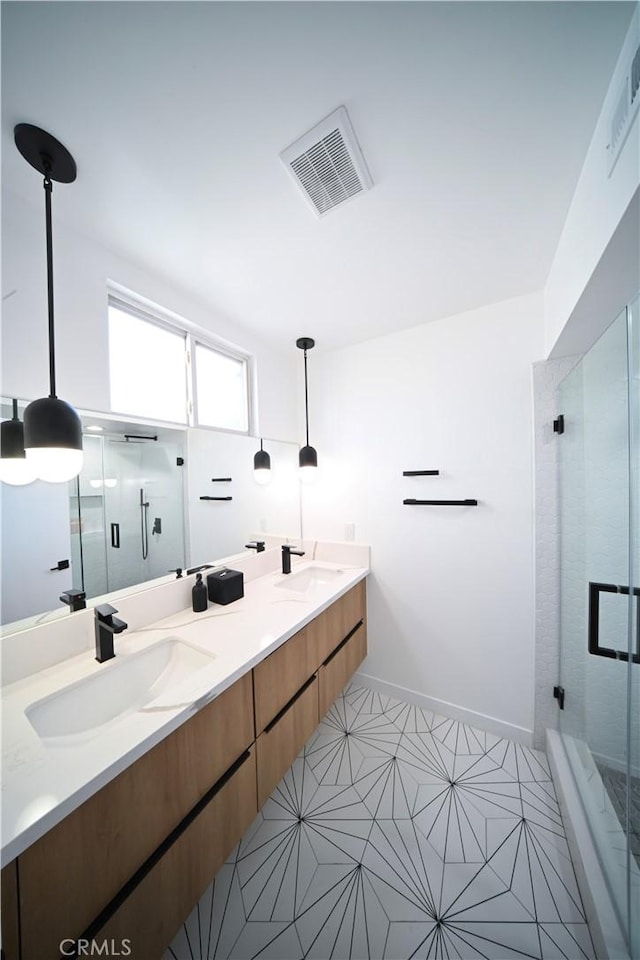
[102,436,186,592]
[558,303,639,957]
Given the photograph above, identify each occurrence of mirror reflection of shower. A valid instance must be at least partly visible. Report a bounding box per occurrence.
[139,487,150,560]
[70,430,185,599]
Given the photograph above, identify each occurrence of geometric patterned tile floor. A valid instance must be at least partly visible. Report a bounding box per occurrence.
[165,683,594,959]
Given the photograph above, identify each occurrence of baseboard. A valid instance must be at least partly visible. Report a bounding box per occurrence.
[546,729,630,960]
[353,671,534,746]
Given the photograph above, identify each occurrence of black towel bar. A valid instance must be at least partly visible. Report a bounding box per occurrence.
[403,499,478,506]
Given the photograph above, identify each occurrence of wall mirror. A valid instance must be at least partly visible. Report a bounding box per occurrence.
[0,399,301,630]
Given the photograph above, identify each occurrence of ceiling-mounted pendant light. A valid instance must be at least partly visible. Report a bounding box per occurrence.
[253,438,271,485]
[0,399,38,486]
[14,124,83,483]
[296,337,318,483]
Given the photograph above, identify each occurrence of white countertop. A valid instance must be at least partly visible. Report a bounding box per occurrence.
[1,558,369,866]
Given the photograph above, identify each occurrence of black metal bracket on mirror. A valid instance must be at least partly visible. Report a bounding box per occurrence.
[588,581,640,663]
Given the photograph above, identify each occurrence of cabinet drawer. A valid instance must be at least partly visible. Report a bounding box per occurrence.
[97,747,257,960]
[253,626,318,733]
[18,671,254,960]
[256,676,318,808]
[318,621,367,719]
[1,860,19,960]
[309,580,367,666]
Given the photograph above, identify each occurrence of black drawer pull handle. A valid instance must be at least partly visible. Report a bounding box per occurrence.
[264,675,317,733]
[322,620,364,667]
[66,749,253,958]
[110,522,120,549]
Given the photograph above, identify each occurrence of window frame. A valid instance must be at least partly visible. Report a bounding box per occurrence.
[107,288,254,435]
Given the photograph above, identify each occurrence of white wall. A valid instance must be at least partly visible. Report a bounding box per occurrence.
[302,292,544,741]
[544,7,640,359]
[1,190,297,442]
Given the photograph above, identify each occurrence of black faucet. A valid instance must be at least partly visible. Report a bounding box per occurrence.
[95,604,128,663]
[186,563,215,576]
[281,544,305,575]
[60,589,86,612]
[245,541,266,553]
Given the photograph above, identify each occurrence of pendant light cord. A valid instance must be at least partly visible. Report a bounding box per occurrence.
[303,348,310,446]
[43,171,57,399]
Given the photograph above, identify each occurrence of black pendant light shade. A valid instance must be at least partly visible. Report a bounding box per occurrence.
[296,337,318,482]
[253,438,271,485]
[0,400,38,485]
[14,123,83,482]
[299,444,318,469]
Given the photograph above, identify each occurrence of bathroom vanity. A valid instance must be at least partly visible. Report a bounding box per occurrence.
[0,554,368,960]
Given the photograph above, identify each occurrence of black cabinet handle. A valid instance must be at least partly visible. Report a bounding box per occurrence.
[588,581,640,663]
[110,523,120,549]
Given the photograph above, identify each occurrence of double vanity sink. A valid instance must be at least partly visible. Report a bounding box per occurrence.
[1,555,368,865]
[1,550,370,960]
[23,564,345,743]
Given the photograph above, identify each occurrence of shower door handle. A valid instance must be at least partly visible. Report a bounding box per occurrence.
[110,523,120,549]
[588,581,640,663]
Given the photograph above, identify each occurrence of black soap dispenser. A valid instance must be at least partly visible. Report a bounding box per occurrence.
[192,572,208,613]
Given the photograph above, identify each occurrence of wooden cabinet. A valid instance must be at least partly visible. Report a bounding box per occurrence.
[0,860,19,960]
[308,580,366,666]
[318,622,368,719]
[16,672,254,960]
[253,625,318,734]
[97,748,257,960]
[256,676,319,808]
[2,577,367,960]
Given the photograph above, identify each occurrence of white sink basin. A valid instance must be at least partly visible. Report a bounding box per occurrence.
[26,639,214,739]
[275,565,345,594]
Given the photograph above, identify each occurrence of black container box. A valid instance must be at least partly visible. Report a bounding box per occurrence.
[207,568,244,605]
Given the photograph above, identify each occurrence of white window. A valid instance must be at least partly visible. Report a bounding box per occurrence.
[107,296,251,433]
[108,302,188,423]
[194,342,249,433]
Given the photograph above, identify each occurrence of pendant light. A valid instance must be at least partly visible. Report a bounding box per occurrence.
[253,438,271,485]
[14,124,83,483]
[296,337,318,483]
[0,400,38,486]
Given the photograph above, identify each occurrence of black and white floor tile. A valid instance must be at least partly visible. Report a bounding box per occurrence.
[165,683,594,960]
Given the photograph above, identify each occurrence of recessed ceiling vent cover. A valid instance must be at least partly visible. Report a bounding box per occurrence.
[280,106,372,216]
[607,40,640,177]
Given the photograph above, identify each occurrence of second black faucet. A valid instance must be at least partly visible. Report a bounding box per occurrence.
[281,544,305,575]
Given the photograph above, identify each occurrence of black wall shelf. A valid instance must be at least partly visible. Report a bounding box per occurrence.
[403,499,478,506]
[403,470,440,476]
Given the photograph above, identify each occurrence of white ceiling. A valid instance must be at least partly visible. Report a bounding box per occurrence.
[1,1,634,352]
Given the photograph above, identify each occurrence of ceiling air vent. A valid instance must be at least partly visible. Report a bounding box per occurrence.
[607,40,640,177]
[280,106,372,216]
